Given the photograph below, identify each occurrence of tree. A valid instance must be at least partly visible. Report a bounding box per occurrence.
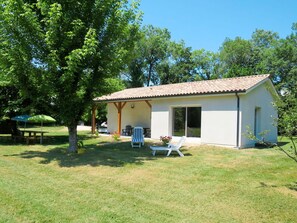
[191,49,220,80]
[0,0,141,152]
[219,37,256,77]
[272,23,297,93]
[218,30,280,79]
[158,41,194,84]
[272,24,297,160]
[123,25,171,87]
[250,29,279,81]
[122,43,145,88]
[277,89,297,163]
[139,25,171,86]
[125,58,145,87]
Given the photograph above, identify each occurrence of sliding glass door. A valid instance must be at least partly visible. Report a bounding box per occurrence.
[173,107,201,137]
[173,108,186,136]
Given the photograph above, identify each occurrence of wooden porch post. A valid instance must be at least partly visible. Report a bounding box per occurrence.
[91,105,97,134]
[113,102,127,134]
[117,102,122,134]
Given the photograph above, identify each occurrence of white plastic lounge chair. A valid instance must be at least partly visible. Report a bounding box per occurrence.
[131,127,144,148]
[150,136,186,157]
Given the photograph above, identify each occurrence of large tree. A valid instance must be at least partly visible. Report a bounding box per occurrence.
[0,0,141,152]
[139,25,171,86]
[219,37,256,77]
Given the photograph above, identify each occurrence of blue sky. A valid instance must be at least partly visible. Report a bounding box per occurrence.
[139,0,297,52]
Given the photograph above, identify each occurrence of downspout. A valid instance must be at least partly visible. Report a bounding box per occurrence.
[236,92,240,148]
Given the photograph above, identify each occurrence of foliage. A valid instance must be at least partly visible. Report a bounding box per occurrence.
[125,28,197,87]
[244,125,274,146]
[272,24,297,92]
[140,25,171,86]
[95,103,108,126]
[219,37,257,77]
[123,24,294,92]
[276,86,297,162]
[0,85,26,119]
[191,49,220,80]
[0,0,141,152]
[124,25,171,87]
[77,140,86,154]
[124,57,145,87]
[218,29,280,79]
[273,25,297,160]
[158,41,194,84]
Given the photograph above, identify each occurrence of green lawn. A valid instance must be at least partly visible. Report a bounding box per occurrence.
[0,127,296,223]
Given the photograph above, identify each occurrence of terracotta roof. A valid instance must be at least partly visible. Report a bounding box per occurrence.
[94,74,271,102]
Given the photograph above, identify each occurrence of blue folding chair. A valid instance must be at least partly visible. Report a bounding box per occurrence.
[131,127,144,148]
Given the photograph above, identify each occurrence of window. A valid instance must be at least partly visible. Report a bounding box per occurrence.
[173,107,201,137]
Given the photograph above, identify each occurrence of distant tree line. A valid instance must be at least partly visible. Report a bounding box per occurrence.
[123,24,296,94]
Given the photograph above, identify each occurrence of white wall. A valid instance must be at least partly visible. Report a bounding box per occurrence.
[107,104,118,133]
[150,95,239,147]
[200,96,238,147]
[240,82,278,147]
[107,101,151,133]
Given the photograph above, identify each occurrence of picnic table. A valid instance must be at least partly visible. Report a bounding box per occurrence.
[20,130,49,144]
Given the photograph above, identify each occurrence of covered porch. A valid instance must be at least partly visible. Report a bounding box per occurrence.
[92,100,152,137]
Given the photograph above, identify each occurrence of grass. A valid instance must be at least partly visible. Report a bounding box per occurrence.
[0,127,296,223]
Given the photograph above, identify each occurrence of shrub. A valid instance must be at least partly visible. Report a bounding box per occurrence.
[160,136,172,145]
[112,132,120,141]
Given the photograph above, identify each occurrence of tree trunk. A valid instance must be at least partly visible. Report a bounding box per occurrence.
[147,63,153,86]
[68,124,78,153]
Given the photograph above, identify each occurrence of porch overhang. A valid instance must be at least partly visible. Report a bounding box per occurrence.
[91,99,152,134]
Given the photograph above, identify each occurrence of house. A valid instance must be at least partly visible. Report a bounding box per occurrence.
[93,74,278,148]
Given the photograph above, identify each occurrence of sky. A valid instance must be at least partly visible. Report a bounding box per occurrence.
[138,0,297,52]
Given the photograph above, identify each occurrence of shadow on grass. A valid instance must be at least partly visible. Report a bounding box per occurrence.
[258,182,277,188]
[6,141,160,168]
[277,141,290,147]
[3,131,192,167]
[286,182,297,191]
[253,141,290,150]
[258,181,297,192]
[0,134,91,146]
[6,141,192,167]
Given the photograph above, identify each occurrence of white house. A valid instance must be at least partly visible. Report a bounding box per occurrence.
[93,74,278,148]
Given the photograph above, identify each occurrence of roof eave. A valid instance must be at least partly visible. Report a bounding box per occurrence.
[93,90,247,103]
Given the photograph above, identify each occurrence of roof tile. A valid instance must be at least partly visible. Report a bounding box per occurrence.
[94,74,270,102]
